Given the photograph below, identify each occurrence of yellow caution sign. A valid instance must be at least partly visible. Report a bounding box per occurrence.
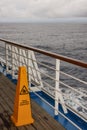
[11,66,34,126]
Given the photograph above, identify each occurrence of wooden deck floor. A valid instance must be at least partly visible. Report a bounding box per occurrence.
[0,72,65,130]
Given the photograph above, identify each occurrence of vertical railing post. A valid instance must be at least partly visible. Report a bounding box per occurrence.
[12,45,15,79]
[5,43,9,75]
[19,48,21,66]
[31,51,43,89]
[55,59,60,115]
[55,59,67,115]
[28,50,31,87]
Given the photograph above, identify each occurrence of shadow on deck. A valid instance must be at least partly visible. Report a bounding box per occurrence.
[0,72,65,130]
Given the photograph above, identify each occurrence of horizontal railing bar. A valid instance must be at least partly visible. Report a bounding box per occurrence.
[30,89,57,110]
[29,58,56,71]
[0,45,5,48]
[60,71,87,85]
[63,93,87,111]
[37,78,87,111]
[58,111,81,130]
[0,54,5,57]
[66,104,87,122]
[28,72,55,89]
[31,82,57,101]
[0,38,87,68]
[60,81,87,97]
[29,65,55,80]
[42,80,87,102]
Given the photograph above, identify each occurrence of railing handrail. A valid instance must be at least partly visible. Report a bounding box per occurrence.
[0,38,87,68]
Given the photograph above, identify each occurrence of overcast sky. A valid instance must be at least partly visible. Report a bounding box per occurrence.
[0,0,87,22]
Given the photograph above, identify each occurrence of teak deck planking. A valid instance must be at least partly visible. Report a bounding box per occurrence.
[0,73,65,130]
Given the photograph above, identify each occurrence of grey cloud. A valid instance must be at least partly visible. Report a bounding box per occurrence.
[0,0,87,21]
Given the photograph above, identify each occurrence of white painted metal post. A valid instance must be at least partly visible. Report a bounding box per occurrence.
[55,59,67,115]
[12,46,15,78]
[31,51,43,89]
[5,44,9,74]
[55,59,60,115]
[28,50,32,87]
[19,48,22,66]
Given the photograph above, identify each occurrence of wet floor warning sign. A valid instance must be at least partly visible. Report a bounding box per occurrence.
[11,66,34,126]
[20,86,29,95]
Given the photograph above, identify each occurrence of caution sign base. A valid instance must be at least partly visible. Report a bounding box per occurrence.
[11,66,34,126]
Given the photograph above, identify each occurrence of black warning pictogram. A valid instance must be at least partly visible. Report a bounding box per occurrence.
[20,86,29,95]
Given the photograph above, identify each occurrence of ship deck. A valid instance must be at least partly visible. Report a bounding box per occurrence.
[0,72,65,130]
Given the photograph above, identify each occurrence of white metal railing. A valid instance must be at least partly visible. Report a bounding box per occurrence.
[0,39,87,130]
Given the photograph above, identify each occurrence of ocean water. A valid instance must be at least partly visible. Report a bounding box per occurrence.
[0,22,87,61]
